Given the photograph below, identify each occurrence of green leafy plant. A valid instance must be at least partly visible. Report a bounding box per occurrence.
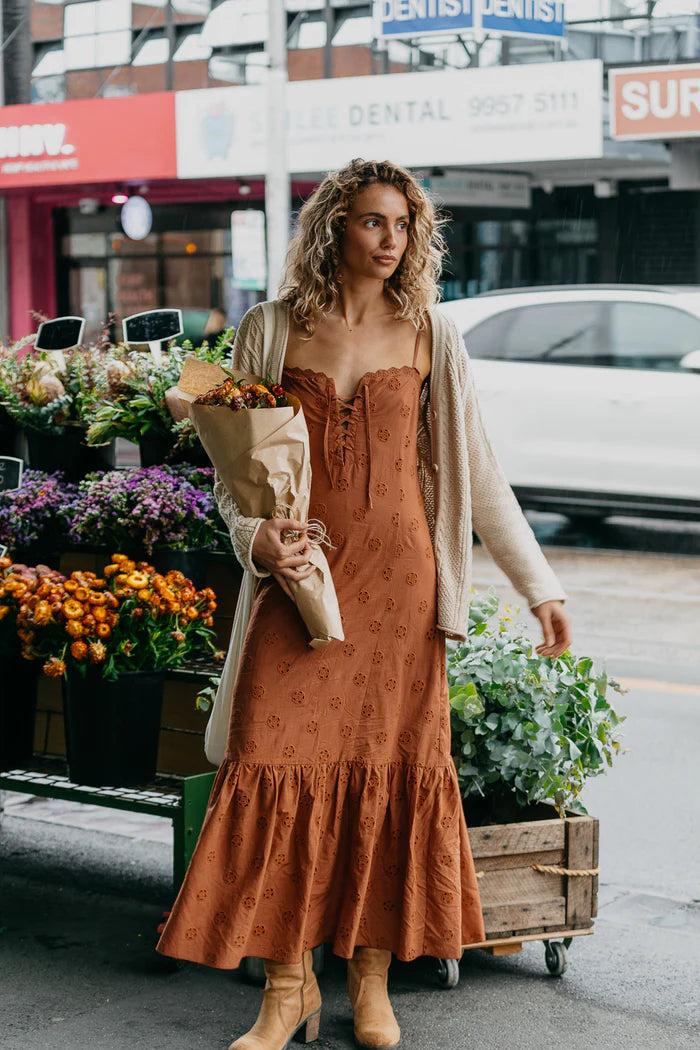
[448,589,625,819]
[83,332,234,453]
[0,333,120,438]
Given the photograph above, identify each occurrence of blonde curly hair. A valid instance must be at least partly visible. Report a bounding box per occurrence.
[279,158,446,335]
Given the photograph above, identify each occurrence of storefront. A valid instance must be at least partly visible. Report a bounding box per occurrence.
[3,57,681,340]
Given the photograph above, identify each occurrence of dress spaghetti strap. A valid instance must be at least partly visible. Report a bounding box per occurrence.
[411,327,421,371]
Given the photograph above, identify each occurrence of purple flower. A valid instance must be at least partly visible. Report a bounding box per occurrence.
[69,465,231,554]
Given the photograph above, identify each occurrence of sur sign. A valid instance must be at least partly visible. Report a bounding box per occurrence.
[377,0,566,41]
[610,64,700,142]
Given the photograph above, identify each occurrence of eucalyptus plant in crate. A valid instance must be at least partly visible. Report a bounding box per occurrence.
[448,589,625,825]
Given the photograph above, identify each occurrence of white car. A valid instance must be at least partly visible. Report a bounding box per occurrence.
[439,286,700,522]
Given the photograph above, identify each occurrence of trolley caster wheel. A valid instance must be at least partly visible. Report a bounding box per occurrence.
[437,957,460,989]
[544,940,568,977]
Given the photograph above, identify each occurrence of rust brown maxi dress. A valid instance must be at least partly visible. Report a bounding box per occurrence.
[157,337,486,969]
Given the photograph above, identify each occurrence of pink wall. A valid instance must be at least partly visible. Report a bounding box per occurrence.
[8,195,57,340]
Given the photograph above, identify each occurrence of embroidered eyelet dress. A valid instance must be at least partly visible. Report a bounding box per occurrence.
[157,336,485,969]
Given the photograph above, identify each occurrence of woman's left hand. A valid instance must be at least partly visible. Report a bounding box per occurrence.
[531,600,572,659]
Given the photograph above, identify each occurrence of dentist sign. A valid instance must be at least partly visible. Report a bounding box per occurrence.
[378,1,566,40]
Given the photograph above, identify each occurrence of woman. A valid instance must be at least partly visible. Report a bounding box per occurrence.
[157,159,571,1050]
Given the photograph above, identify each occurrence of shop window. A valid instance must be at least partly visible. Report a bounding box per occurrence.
[132,37,169,67]
[608,302,700,372]
[110,257,160,321]
[62,233,107,257]
[174,33,212,63]
[63,0,131,71]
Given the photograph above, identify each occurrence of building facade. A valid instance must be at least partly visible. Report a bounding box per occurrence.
[2,1,699,340]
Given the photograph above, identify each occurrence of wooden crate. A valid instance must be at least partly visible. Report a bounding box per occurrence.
[466,802,598,947]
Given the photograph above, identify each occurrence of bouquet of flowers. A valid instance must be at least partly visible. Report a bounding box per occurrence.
[0,470,77,558]
[68,465,232,555]
[14,553,221,681]
[176,358,343,648]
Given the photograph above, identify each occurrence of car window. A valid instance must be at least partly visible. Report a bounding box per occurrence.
[465,302,606,364]
[608,302,700,371]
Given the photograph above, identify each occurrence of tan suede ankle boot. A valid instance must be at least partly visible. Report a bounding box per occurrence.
[229,949,321,1050]
[347,947,401,1049]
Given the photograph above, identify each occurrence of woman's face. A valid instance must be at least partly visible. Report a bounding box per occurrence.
[339,182,410,282]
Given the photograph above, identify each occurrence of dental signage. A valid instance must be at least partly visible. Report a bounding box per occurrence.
[176,60,602,178]
[610,64,700,141]
[377,0,566,40]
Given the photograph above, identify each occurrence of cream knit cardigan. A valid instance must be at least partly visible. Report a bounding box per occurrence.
[215,299,567,642]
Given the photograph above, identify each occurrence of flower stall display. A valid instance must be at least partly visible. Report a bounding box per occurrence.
[83,334,233,466]
[0,337,118,479]
[15,554,221,785]
[0,557,66,765]
[0,470,77,565]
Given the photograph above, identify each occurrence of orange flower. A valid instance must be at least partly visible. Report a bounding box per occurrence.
[0,605,9,621]
[92,606,107,622]
[70,640,88,660]
[186,607,198,620]
[137,589,152,602]
[127,572,149,589]
[32,600,52,626]
[111,553,129,564]
[43,657,66,678]
[82,614,96,628]
[115,573,129,586]
[64,579,78,593]
[89,592,107,606]
[104,564,119,577]
[107,613,119,627]
[65,620,84,639]
[88,640,107,664]
[96,623,111,638]
[74,587,89,602]
[63,599,84,620]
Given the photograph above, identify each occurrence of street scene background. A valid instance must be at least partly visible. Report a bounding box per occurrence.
[1,2,700,1048]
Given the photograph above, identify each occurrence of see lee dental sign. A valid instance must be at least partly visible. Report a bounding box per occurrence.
[378,0,566,40]
[610,64,700,141]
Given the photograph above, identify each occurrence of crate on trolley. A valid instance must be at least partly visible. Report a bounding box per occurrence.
[437,802,599,988]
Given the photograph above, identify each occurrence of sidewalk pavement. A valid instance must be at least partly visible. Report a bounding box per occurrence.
[2,791,699,1050]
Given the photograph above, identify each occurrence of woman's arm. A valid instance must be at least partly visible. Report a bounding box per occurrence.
[458,330,572,656]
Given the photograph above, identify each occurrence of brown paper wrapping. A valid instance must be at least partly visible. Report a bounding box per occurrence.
[176,358,344,648]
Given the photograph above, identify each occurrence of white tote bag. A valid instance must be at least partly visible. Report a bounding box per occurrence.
[203,302,276,766]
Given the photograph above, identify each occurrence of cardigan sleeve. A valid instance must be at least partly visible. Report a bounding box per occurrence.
[454,324,568,611]
[214,304,271,578]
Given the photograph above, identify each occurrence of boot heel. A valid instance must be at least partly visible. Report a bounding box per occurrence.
[295,1008,321,1043]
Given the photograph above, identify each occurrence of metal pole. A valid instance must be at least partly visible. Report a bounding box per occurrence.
[266,0,290,301]
[165,0,175,91]
[323,0,333,80]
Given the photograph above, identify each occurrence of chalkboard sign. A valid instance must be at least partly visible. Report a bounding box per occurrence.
[0,456,23,493]
[35,317,86,352]
[122,309,183,346]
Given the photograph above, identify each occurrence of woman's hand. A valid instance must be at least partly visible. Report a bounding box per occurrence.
[531,600,572,659]
[252,518,315,584]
